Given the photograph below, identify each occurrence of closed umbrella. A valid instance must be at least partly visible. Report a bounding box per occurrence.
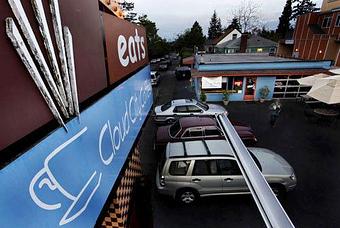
[307,75,340,104]
[297,73,330,86]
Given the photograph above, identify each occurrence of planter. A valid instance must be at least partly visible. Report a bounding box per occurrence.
[223,100,229,106]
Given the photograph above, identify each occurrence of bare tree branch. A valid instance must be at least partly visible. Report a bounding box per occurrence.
[232,0,261,33]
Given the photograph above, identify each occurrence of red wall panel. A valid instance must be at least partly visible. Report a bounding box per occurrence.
[0,0,107,151]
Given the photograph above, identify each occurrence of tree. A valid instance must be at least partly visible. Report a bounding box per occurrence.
[208,11,223,40]
[291,0,319,20]
[259,27,280,42]
[276,0,292,38]
[225,17,241,31]
[138,15,170,58]
[233,0,260,33]
[119,0,137,22]
[188,21,206,49]
[173,22,206,56]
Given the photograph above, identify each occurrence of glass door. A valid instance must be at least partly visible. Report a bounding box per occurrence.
[244,77,256,100]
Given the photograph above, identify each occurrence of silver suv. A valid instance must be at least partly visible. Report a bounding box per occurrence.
[156,140,297,204]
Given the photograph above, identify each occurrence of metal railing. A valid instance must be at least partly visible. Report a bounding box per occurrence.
[216,114,295,228]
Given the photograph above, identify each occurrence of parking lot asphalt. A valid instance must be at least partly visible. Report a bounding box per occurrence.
[139,65,340,228]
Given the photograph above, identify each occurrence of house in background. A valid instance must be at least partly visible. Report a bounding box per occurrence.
[277,0,340,66]
[204,28,242,53]
[215,34,278,54]
[192,53,332,102]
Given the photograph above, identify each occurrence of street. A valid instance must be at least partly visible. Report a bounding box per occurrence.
[139,64,340,228]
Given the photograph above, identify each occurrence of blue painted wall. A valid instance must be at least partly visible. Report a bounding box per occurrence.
[255,77,276,100]
[198,60,332,72]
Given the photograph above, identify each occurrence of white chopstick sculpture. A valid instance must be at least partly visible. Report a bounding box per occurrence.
[6,0,80,130]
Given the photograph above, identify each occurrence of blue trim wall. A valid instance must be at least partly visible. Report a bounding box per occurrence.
[198,60,332,72]
[255,77,276,100]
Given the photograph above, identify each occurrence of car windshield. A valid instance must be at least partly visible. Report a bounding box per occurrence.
[169,121,181,137]
[196,101,209,111]
[249,151,262,171]
[161,101,171,111]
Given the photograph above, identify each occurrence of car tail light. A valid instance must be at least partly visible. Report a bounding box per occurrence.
[160,176,166,186]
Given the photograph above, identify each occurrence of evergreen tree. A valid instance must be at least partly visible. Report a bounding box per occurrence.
[138,15,170,58]
[276,0,292,38]
[208,11,223,40]
[188,21,206,49]
[226,17,241,31]
[291,0,319,20]
[120,0,137,22]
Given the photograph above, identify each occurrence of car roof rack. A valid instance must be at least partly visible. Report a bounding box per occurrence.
[182,141,187,157]
[202,140,211,156]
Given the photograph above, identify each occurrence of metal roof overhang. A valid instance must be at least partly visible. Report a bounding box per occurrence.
[198,60,332,72]
[216,114,295,228]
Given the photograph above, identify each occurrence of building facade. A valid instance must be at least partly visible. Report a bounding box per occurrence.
[215,34,278,55]
[193,54,332,102]
[204,28,242,53]
[280,0,340,65]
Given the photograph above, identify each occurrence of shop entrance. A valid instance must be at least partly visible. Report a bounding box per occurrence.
[244,77,256,101]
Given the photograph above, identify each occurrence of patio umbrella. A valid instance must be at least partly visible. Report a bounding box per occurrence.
[307,75,340,104]
[330,68,340,75]
[297,73,330,86]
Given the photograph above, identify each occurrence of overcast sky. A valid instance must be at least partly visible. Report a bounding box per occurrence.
[133,0,323,40]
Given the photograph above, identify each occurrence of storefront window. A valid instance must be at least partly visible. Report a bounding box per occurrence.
[273,75,312,98]
[202,77,243,93]
[227,77,243,93]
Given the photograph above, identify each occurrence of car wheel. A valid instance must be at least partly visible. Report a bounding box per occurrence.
[176,189,198,205]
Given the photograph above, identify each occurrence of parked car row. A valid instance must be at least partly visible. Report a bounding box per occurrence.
[153,99,297,204]
[151,71,160,86]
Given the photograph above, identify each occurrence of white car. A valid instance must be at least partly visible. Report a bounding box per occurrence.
[154,99,228,124]
[151,71,160,86]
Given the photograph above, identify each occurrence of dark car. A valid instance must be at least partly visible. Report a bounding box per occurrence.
[155,116,257,150]
[159,61,169,71]
[175,66,191,80]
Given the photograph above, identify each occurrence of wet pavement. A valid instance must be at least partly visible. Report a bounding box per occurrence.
[138,64,340,228]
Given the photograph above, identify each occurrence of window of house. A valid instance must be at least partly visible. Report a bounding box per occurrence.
[257,48,263,53]
[227,77,243,92]
[336,14,340,27]
[203,77,243,93]
[322,16,332,28]
[232,34,238,40]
